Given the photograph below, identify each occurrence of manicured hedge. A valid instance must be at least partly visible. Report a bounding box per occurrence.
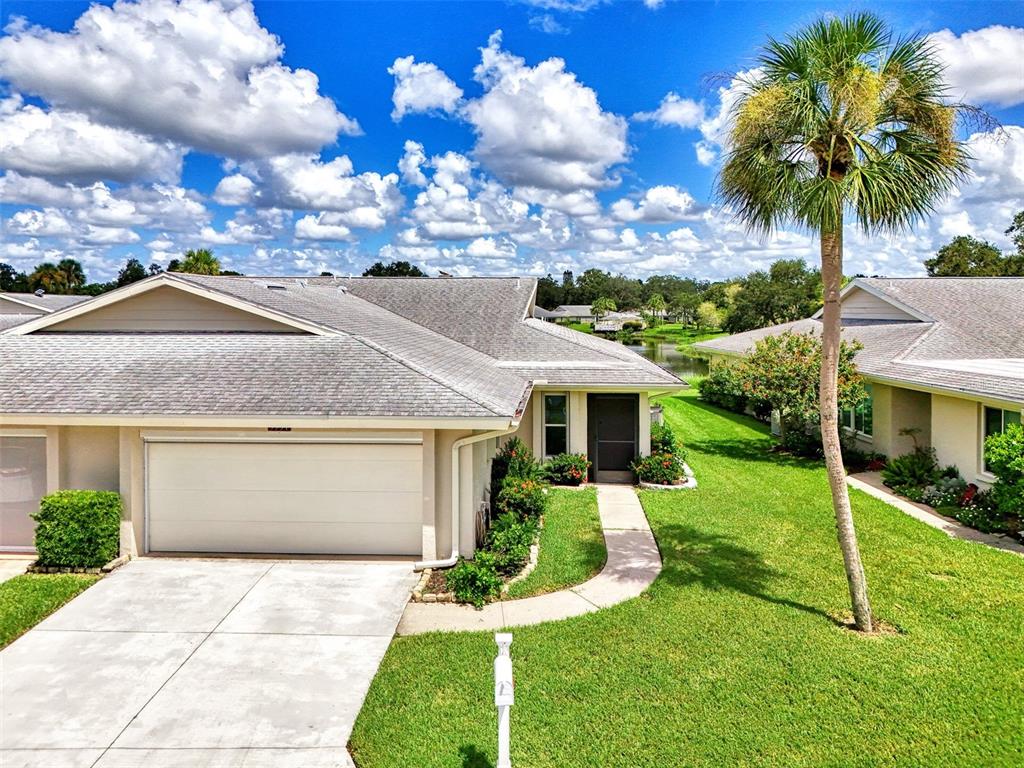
[32,490,121,568]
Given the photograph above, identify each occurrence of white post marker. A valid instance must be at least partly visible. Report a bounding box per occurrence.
[494,632,514,768]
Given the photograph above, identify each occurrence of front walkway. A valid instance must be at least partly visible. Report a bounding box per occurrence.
[848,471,1024,556]
[0,555,34,584]
[1,558,417,768]
[397,484,661,635]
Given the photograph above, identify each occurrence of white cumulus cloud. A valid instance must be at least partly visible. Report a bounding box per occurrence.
[610,185,703,223]
[633,92,704,129]
[388,56,464,120]
[929,26,1024,107]
[0,0,359,158]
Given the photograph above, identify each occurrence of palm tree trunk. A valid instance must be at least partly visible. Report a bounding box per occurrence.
[820,226,873,632]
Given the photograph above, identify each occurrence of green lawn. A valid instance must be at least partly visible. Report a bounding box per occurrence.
[639,323,723,345]
[351,390,1024,768]
[0,573,99,648]
[504,487,605,600]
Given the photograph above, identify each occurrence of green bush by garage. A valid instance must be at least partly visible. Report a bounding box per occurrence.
[32,490,121,568]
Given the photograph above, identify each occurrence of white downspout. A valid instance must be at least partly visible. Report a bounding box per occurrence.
[414,424,519,571]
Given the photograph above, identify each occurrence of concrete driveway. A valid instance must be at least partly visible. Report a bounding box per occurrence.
[1,557,417,768]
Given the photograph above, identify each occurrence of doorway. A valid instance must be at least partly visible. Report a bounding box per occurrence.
[587,394,639,483]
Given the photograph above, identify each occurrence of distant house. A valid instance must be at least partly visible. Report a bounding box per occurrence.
[531,305,561,321]
[552,304,597,323]
[0,292,91,331]
[695,277,1024,487]
[594,311,645,333]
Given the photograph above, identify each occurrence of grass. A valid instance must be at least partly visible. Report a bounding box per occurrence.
[639,323,723,345]
[351,390,1024,768]
[0,573,99,648]
[503,487,605,600]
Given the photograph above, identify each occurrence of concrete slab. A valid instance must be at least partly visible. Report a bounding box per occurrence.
[398,600,504,635]
[597,501,651,531]
[501,589,596,627]
[1,630,204,749]
[94,748,354,768]
[0,556,34,584]
[36,560,271,633]
[217,562,417,636]
[572,530,661,608]
[0,749,105,768]
[113,633,390,749]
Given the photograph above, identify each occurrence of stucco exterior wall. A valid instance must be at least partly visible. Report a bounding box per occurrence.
[931,395,980,482]
[889,387,932,457]
[62,426,119,491]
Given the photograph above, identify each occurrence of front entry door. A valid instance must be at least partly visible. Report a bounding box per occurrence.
[587,394,639,483]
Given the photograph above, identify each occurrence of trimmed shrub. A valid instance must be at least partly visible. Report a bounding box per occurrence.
[984,424,1024,518]
[487,513,538,576]
[542,453,590,486]
[32,490,121,568]
[445,553,502,607]
[698,364,748,413]
[496,476,547,520]
[632,452,686,485]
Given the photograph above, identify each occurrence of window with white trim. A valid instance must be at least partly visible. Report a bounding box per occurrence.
[841,383,873,437]
[542,393,568,458]
[982,406,1021,473]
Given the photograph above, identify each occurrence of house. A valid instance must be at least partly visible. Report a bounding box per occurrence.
[551,304,597,323]
[0,274,683,562]
[594,310,645,333]
[531,305,561,321]
[695,277,1024,487]
[0,291,92,331]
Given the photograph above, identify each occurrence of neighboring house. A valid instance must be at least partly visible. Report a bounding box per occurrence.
[552,304,598,323]
[0,274,683,561]
[0,291,92,331]
[531,305,561,321]
[695,277,1024,488]
[594,310,645,333]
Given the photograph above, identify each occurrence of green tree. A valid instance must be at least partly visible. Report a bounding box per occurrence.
[924,236,1006,276]
[741,332,866,439]
[695,301,722,332]
[362,260,426,277]
[0,263,29,292]
[116,258,149,287]
[643,293,667,327]
[590,296,617,319]
[725,259,822,333]
[57,259,86,292]
[719,13,971,631]
[670,291,701,326]
[535,274,563,308]
[177,249,220,275]
[28,263,70,294]
[1003,210,1024,275]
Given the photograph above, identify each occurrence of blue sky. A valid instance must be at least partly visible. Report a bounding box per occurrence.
[1,0,1022,282]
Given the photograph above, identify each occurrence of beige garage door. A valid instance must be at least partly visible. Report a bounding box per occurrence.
[146,440,422,555]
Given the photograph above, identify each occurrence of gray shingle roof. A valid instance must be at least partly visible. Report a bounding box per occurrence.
[1,292,92,312]
[695,277,1024,405]
[1,273,680,419]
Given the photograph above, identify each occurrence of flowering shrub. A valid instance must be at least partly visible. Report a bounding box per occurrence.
[651,422,679,454]
[543,453,590,486]
[945,489,1008,534]
[920,476,968,508]
[632,452,686,485]
[496,476,547,520]
[490,437,542,493]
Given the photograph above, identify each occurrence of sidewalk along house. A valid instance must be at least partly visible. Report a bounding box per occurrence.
[695,277,1023,488]
[0,274,683,560]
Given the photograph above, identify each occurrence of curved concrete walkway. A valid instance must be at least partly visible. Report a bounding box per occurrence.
[397,484,662,635]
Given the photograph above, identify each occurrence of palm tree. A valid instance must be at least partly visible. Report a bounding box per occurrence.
[178,248,220,275]
[28,262,70,294]
[644,293,667,327]
[719,13,972,632]
[57,258,86,292]
[590,296,616,320]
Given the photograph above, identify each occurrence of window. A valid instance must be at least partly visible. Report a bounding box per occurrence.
[983,406,1022,472]
[542,393,568,458]
[841,384,873,437]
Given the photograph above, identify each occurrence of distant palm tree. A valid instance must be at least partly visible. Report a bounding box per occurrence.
[28,262,70,294]
[177,248,220,275]
[57,258,86,291]
[719,13,974,632]
[590,296,616,320]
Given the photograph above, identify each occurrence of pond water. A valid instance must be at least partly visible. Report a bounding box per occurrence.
[625,340,710,379]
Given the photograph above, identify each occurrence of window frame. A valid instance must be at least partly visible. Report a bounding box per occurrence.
[840,383,873,440]
[980,405,1022,475]
[541,392,569,459]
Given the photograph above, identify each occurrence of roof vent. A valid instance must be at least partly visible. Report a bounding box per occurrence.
[266,284,287,291]
[34,289,45,297]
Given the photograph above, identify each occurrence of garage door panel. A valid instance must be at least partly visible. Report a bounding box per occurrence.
[151,489,422,524]
[147,441,423,555]
[148,520,422,556]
